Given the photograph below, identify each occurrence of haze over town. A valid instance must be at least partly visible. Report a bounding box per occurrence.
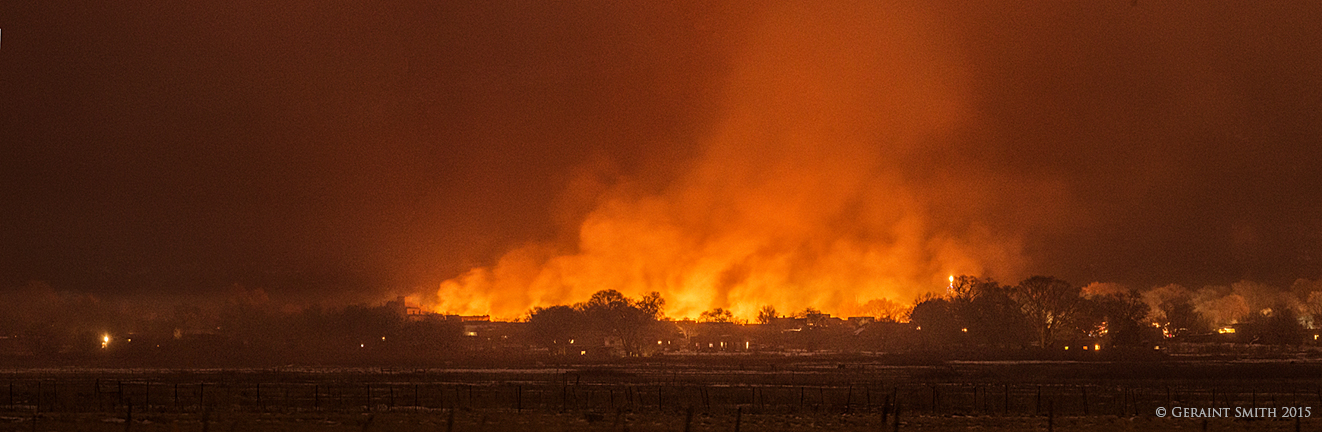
[3,2,1320,349]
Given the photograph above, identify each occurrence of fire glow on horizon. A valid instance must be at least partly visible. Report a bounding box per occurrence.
[426,3,1030,321]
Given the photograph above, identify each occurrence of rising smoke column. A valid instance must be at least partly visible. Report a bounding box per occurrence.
[433,3,1059,320]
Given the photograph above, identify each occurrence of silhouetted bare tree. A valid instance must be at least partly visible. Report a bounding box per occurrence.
[949,276,1033,348]
[910,297,963,347]
[1083,290,1160,347]
[699,307,734,323]
[578,290,664,356]
[1010,276,1084,348]
[756,305,777,324]
[526,305,586,355]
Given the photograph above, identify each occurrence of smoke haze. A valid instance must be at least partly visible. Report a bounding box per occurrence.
[2,2,1320,318]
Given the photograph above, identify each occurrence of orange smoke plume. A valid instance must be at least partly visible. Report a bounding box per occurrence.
[434,3,1037,320]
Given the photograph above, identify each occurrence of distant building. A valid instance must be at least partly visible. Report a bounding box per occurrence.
[385,296,426,321]
[847,316,876,327]
[462,321,527,351]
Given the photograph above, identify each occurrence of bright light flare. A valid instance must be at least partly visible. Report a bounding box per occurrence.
[101,334,110,349]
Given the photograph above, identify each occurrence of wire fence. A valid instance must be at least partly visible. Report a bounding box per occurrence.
[4,376,1320,419]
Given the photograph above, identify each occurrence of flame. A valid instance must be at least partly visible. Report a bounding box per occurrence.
[430,3,1031,320]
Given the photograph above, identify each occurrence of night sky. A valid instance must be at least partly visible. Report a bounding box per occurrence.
[3,2,1320,313]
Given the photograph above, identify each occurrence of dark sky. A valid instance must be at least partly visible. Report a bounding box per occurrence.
[3,1,1321,307]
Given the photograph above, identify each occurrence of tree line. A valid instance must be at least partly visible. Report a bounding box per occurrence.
[525,275,1312,355]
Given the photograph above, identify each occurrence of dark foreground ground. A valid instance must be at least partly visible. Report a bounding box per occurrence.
[3,354,1321,431]
[3,410,1320,431]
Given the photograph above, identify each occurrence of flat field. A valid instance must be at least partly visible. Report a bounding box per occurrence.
[3,355,1321,431]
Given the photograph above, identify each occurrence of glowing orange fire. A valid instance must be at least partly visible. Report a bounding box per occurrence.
[429,3,1030,321]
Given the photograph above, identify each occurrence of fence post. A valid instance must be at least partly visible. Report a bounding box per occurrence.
[1004,384,1009,415]
[1121,388,1131,420]
[1081,386,1088,416]
[845,385,853,414]
[1047,398,1054,432]
[892,396,902,432]
[881,394,891,424]
[1035,386,1041,415]
[1133,388,1139,417]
